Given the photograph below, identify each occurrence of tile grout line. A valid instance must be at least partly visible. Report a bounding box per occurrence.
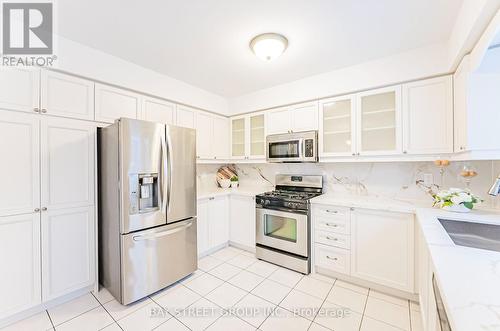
[90,291,124,331]
[148,294,193,331]
[357,288,371,331]
[46,294,103,329]
[306,277,337,331]
[45,310,55,330]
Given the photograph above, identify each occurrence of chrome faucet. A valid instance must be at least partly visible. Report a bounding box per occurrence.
[488,175,500,196]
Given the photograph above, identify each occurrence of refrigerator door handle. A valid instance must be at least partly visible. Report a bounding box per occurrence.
[166,129,173,214]
[132,221,194,242]
[160,134,168,215]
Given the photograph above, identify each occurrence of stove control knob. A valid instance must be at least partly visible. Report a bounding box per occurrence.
[265,200,270,205]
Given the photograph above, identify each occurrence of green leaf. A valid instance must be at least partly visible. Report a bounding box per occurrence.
[463,202,473,209]
[443,201,452,207]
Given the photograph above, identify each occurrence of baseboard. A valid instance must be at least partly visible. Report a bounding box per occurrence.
[0,285,94,329]
[228,241,256,253]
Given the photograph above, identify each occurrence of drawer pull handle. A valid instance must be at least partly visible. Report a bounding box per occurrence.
[326,210,338,214]
[326,236,338,241]
[326,256,338,261]
[325,223,338,227]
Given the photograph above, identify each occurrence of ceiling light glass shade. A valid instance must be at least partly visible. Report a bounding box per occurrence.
[250,33,288,61]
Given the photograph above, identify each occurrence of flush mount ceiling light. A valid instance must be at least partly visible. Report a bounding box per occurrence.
[250,33,288,61]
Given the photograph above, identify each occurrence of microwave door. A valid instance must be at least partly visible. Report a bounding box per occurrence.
[268,139,302,161]
[119,119,167,234]
[165,125,197,224]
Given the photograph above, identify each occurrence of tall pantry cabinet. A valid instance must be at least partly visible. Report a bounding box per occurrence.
[0,67,96,321]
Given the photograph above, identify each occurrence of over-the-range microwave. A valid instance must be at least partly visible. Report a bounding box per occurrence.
[266,130,318,163]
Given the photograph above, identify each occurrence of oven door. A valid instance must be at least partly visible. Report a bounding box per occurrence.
[267,139,303,162]
[256,207,308,257]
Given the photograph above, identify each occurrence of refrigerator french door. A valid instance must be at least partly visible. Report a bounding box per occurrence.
[99,118,197,305]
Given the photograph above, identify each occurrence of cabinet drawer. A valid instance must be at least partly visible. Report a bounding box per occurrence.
[315,230,350,249]
[315,244,350,275]
[315,215,350,234]
[314,205,350,219]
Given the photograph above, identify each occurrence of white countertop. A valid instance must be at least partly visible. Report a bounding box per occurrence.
[310,194,429,213]
[197,186,270,200]
[416,208,500,331]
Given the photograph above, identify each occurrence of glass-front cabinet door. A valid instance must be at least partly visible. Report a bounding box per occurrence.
[319,95,356,157]
[249,114,265,159]
[356,86,402,155]
[231,117,246,158]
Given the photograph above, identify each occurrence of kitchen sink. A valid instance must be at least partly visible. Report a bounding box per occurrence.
[438,218,500,253]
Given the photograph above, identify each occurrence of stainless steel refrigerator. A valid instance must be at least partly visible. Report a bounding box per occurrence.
[98,118,197,305]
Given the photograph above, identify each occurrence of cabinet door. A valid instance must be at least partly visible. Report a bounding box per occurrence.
[266,107,291,135]
[142,97,176,125]
[291,101,319,133]
[197,199,209,256]
[402,76,453,154]
[356,86,402,155]
[40,70,94,120]
[41,118,95,211]
[195,112,213,159]
[0,67,39,113]
[249,114,265,159]
[231,117,246,158]
[41,206,95,300]
[351,209,414,292]
[213,116,229,159]
[176,105,196,129]
[0,213,41,319]
[453,57,469,152]
[95,84,141,123]
[0,111,40,217]
[208,196,229,249]
[229,195,255,248]
[319,95,356,157]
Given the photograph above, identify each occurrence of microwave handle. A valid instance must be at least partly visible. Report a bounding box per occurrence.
[299,138,304,158]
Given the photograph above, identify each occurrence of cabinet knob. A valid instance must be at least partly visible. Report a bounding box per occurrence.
[352,153,356,156]
[214,156,217,159]
[208,197,215,201]
[350,207,354,211]
[197,156,200,159]
[41,109,47,113]
[403,150,407,154]
[326,256,338,261]
[34,208,40,212]
[357,153,361,156]
[33,108,40,113]
[326,210,338,214]
[41,207,47,211]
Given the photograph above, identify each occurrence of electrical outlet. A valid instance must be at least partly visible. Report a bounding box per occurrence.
[423,173,434,186]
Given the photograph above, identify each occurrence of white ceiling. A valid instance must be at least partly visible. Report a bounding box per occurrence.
[58,0,463,98]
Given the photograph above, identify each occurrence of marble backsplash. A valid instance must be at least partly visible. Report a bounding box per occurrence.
[197,160,500,209]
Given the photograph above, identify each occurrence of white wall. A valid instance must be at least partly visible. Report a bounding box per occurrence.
[54,36,229,115]
[228,43,449,114]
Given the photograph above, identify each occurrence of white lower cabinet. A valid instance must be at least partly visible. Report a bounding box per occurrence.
[229,195,255,249]
[0,213,41,319]
[351,209,414,292]
[313,205,415,294]
[197,196,229,256]
[42,206,95,301]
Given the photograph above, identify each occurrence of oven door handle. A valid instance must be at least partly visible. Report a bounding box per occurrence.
[256,206,308,215]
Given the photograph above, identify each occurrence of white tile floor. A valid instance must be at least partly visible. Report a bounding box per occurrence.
[2,246,423,331]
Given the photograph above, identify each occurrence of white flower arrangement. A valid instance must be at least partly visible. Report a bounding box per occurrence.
[432,188,482,211]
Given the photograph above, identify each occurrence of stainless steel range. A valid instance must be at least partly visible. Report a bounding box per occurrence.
[255,175,323,274]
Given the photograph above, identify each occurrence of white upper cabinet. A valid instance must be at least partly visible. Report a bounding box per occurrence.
[195,111,213,159]
[402,76,453,155]
[40,118,95,211]
[213,116,229,159]
[0,213,41,319]
[0,67,39,114]
[231,113,266,160]
[176,105,196,129]
[350,209,414,292]
[266,106,290,135]
[356,86,402,155]
[94,83,141,123]
[454,57,469,152]
[290,101,319,133]
[0,111,40,217]
[319,95,356,157]
[231,117,246,159]
[266,101,319,135]
[41,206,95,300]
[141,97,176,125]
[40,71,94,120]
